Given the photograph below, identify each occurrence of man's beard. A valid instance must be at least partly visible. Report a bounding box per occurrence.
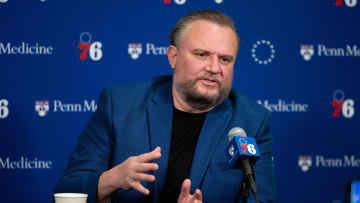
[174,72,232,111]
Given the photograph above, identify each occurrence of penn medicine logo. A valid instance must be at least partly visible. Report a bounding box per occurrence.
[299,155,360,172]
[0,157,52,170]
[300,44,360,61]
[128,43,168,60]
[35,100,97,117]
[257,99,308,112]
[300,45,314,61]
[0,42,53,55]
[128,43,142,60]
[35,101,49,117]
[299,156,312,172]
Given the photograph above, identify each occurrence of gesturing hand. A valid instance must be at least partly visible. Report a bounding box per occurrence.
[97,147,161,200]
[177,179,202,203]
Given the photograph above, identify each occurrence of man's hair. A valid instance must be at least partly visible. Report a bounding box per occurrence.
[169,10,241,50]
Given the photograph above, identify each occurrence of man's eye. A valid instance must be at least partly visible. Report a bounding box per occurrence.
[196,53,207,58]
[220,57,232,64]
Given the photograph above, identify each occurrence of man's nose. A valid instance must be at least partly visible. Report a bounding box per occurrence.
[206,55,221,74]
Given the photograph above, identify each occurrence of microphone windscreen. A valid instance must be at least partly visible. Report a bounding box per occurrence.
[228,127,247,141]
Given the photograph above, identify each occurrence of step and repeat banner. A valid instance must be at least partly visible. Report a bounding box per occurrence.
[1,0,359,202]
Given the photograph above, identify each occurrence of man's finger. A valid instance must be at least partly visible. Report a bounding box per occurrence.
[153,146,161,153]
[194,189,202,200]
[136,147,162,163]
[178,179,191,200]
[133,173,156,182]
[135,163,158,172]
[130,181,150,195]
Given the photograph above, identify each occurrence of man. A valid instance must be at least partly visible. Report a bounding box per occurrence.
[55,10,277,203]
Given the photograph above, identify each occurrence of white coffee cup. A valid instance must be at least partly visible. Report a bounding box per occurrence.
[54,193,88,203]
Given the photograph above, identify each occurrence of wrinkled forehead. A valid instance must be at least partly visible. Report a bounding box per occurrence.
[179,20,238,56]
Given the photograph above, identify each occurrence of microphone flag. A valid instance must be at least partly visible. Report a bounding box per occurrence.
[225,136,260,168]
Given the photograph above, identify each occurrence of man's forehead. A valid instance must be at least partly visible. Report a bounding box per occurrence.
[182,20,238,56]
[186,20,230,35]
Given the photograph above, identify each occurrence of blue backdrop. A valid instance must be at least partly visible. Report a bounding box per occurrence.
[1,0,359,202]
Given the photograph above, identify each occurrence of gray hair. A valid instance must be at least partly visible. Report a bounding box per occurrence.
[169,10,241,50]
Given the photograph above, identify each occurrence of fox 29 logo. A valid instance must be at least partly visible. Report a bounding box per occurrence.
[332,90,355,118]
[79,32,103,61]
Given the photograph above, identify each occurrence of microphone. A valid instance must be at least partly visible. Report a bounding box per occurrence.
[225,127,260,198]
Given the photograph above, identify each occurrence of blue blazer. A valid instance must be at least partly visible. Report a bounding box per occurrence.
[54,75,277,203]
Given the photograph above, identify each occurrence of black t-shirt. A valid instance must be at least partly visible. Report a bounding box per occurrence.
[159,108,207,203]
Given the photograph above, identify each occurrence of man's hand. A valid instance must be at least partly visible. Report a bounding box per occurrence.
[177,179,202,203]
[97,147,161,201]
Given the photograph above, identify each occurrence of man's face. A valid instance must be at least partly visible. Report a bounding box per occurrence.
[168,20,238,111]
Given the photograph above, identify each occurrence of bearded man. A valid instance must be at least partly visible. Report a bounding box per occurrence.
[55,10,277,203]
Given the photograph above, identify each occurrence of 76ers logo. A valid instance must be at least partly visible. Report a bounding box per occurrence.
[332,90,355,118]
[79,32,103,61]
[239,138,257,155]
[0,99,9,119]
[335,0,358,7]
[164,0,186,5]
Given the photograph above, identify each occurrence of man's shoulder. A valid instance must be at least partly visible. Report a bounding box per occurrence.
[226,90,271,137]
[104,75,172,98]
[228,89,270,116]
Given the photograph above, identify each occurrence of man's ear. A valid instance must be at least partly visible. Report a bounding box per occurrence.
[167,45,178,70]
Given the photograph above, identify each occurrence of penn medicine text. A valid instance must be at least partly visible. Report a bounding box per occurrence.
[318,44,360,57]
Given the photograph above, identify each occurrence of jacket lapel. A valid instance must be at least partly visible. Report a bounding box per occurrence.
[146,78,239,198]
[146,80,173,202]
[189,99,232,192]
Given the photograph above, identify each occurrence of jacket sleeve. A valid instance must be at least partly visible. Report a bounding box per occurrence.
[54,87,114,203]
[243,110,279,203]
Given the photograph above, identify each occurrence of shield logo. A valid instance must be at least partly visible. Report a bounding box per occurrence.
[300,45,314,61]
[35,101,49,117]
[298,156,312,172]
[128,43,142,60]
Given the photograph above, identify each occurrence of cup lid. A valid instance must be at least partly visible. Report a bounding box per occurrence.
[54,193,88,198]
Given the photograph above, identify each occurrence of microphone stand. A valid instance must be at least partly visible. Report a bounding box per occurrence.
[235,175,249,203]
[240,178,250,203]
[236,174,258,203]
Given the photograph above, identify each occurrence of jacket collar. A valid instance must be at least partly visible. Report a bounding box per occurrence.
[189,98,232,192]
[146,79,173,202]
